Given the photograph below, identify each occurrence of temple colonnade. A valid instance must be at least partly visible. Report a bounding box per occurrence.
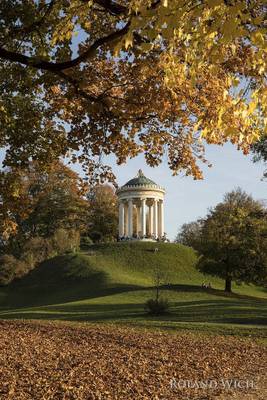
[118,197,164,238]
[117,170,165,240]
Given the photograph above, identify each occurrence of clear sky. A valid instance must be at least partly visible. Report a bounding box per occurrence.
[70,143,266,240]
[1,143,266,240]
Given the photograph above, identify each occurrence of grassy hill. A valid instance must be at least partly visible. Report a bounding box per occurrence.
[0,242,266,337]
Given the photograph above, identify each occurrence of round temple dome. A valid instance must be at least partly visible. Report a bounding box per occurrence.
[119,169,162,191]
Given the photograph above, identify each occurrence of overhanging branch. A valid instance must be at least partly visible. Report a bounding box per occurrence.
[0,21,130,72]
[92,0,128,16]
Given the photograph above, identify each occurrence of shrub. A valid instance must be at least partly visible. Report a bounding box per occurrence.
[80,236,93,248]
[0,230,81,285]
[21,236,51,268]
[89,231,102,243]
[0,255,17,285]
[14,259,30,279]
[0,255,28,285]
[52,228,80,254]
[67,229,80,252]
[144,298,170,316]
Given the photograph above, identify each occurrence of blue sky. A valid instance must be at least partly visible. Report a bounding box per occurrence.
[71,143,266,240]
[1,143,265,240]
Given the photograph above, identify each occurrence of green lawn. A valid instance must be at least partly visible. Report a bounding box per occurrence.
[0,242,266,338]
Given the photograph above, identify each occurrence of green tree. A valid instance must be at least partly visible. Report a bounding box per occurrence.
[176,220,203,249]
[87,184,118,242]
[0,161,88,254]
[196,188,267,293]
[0,162,88,284]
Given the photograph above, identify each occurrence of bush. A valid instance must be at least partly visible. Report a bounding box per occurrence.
[14,259,30,279]
[52,228,80,254]
[144,298,170,316]
[21,236,51,268]
[80,236,93,248]
[89,231,102,243]
[0,230,81,285]
[0,254,28,285]
[0,255,17,285]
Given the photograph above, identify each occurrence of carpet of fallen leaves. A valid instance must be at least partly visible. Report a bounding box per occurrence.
[0,320,266,400]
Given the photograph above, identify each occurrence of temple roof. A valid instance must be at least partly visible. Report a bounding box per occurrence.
[120,169,162,189]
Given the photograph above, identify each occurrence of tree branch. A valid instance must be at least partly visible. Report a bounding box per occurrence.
[55,71,100,104]
[0,21,130,72]
[92,0,128,16]
[91,0,161,16]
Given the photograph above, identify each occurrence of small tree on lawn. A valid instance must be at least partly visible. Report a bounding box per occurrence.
[153,265,166,303]
[196,188,267,293]
[145,259,170,316]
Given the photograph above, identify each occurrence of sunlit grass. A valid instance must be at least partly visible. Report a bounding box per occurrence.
[0,242,266,337]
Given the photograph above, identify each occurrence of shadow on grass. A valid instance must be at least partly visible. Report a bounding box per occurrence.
[165,283,267,301]
[1,297,266,327]
[0,255,266,329]
[0,254,143,308]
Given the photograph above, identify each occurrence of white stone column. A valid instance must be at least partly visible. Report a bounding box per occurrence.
[136,205,141,236]
[119,202,125,237]
[125,204,128,236]
[128,198,133,237]
[149,205,153,236]
[153,199,158,238]
[141,198,146,237]
[159,200,164,237]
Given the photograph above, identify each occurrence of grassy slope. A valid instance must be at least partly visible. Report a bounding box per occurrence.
[0,242,266,337]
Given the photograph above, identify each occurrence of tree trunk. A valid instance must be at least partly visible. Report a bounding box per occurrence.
[224,277,232,293]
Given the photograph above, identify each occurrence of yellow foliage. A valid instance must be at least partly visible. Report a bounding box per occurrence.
[0,0,266,182]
